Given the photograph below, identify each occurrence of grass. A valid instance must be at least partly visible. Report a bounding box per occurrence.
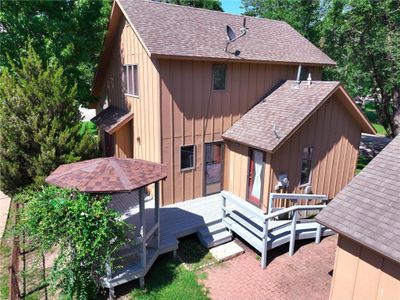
[356,154,372,175]
[130,255,209,300]
[363,103,387,135]
[177,236,217,271]
[129,236,213,300]
[0,243,11,300]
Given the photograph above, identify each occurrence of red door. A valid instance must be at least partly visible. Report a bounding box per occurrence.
[247,149,264,207]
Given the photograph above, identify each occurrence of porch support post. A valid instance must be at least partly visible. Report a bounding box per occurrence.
[261,219,269,269]
[106,259,115,299]
[289,211,298,256]
[139,188,146,289]
[155,181,160,249]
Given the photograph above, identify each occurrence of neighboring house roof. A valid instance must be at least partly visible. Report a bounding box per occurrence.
[91,106,133,134]
[316,135,400,263]
[222,80,375,153]
[116,0,336,66]
[46,157,167,193]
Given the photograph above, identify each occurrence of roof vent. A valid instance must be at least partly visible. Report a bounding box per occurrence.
[307,73,312,86]
[225,17,248,56]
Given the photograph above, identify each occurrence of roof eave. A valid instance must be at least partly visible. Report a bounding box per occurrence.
[152,53,336,67]
[316,216,400,264]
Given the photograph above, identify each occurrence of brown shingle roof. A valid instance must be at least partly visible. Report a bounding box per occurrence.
[316,135,400,263]
[91,106,133,134]
[222,81,341,152]
[117,0,336,66]
[46,157,167,193]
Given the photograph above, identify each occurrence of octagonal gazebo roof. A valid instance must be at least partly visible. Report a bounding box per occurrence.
[45,157,167,193]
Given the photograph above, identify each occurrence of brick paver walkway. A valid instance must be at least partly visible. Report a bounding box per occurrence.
[203,235,337,300]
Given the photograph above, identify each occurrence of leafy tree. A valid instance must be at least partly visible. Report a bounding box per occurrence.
[0,0,111,106]
[163,0,223,11]
[15,186,130,299]
[0,44,99,194]
[321,0,400,136]
[242,0,323,44]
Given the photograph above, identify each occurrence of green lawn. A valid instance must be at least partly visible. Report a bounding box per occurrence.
[356,154,372,175]
[0,243,10,300]
[130,236,213,300]
[130,255,209,300]
[363,103,387,135]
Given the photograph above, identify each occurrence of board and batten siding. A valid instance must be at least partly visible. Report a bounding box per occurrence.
[330,235,400,300]
[159,59,323,205]
[223,93,361,211]
[104,17,161,163]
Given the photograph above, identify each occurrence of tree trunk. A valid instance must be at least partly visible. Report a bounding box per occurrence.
[392,86,400,137]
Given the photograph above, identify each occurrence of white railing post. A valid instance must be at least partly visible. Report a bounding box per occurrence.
[289,211,298,256]
[315,223,322,244]
[268,193,273,213]
[261,219,269,269]
[155,182,160,249]
[139,188,146,289]
[222,194,227,219]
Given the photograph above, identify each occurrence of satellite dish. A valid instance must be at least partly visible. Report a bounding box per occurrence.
[226,25,236,42]
[224,17,248,56]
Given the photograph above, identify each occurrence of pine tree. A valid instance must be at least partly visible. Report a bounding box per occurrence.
[0,44,99,194]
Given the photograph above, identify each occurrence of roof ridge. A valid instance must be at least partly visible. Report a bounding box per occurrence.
[141,0,288,25]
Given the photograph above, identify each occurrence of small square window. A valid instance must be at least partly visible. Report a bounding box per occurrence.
[180,145,195,171]
[124,64,139,96]
[212,64,226,90]
[300,147,313,185]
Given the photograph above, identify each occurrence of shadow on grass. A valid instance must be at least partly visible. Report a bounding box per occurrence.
[115,245,209,299]
[177,235,217,270]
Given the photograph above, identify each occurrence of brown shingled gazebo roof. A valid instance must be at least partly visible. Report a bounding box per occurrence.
[45,157,167,193]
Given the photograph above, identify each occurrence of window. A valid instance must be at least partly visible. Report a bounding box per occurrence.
[300,147,313,186]
[212,64,226,90]
[300,66,310,81]
[124,64,139,96]
[180,145,195,171]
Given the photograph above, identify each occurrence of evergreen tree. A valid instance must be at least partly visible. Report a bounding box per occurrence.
[0,44,99,194]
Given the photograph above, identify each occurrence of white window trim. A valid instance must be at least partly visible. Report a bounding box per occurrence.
[124,64,139,97]
[180,144,196,172]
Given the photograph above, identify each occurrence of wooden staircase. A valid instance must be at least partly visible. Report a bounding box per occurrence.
[221,191,333,268]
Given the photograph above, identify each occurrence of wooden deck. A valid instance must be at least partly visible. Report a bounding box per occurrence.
[103,191,333,288]
[102,193,229,288]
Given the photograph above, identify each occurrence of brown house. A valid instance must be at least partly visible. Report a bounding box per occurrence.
[91,0,375,209]
[316,135,400,300]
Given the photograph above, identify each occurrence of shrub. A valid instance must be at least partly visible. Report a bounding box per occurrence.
[15,186,131,299]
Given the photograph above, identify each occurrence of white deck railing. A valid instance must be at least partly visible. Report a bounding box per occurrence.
[221,191,329,268]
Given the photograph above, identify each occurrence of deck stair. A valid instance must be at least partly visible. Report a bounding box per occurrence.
[221,191,333,268]
[197,221,232,248]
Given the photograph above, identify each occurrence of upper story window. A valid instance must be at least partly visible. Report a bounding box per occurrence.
[180,145,195,171]
[300,66,310,81]
[124,64,139,97]
[300,147,313,186]
[212,64,226,91]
